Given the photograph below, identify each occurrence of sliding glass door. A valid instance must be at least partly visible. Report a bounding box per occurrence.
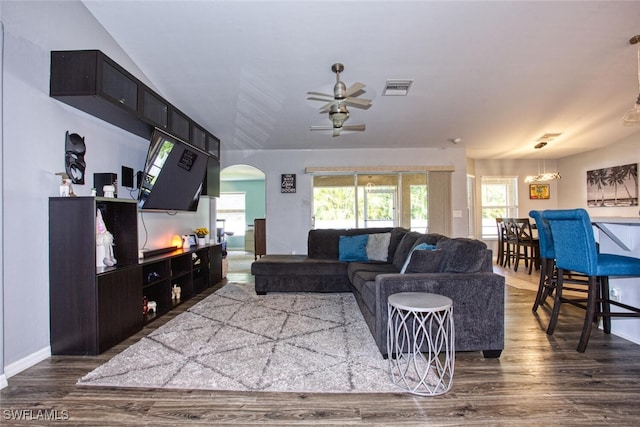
[312,172,428,231]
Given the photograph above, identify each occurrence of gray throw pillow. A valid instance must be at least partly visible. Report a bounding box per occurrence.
[366,232,391,261]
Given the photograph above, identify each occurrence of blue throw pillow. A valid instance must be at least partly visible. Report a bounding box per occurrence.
[338,234,369,262]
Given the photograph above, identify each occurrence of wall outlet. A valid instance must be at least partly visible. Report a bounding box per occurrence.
[610,288,621,302]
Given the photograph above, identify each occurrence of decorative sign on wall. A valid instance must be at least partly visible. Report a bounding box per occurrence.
[529,184,550,200]
[586,163,638,207]
[281,174,296,193]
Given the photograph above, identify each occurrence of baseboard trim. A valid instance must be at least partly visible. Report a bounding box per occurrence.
[0,373,8,389]
[4,346,51,380]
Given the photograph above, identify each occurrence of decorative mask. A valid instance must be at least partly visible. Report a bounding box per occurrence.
[65,131,86,184]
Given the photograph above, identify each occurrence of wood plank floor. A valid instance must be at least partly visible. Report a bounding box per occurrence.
[2,252,640,426]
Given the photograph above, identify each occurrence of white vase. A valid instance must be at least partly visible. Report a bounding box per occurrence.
[198,237,206,246]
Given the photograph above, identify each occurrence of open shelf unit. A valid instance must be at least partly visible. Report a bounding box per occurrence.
[49,196,223,354]
[140,246,220,323]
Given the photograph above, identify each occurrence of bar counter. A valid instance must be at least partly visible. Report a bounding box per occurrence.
[591,216,640,346]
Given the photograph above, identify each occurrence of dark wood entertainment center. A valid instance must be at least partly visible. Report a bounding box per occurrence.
[49,197,223,355]
[48,48,226,355]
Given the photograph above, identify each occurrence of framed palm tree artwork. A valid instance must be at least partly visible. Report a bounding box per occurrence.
[586,163,638,207]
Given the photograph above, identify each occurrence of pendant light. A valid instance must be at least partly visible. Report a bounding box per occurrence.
[524,141,561,182]
[525,160,561,183]
[623,35,640,126]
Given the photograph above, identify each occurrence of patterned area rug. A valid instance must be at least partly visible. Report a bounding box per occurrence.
[78,282,401,393]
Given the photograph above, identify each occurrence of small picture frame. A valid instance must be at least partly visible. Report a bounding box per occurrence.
[530,184,550,200]
[188,234,197,246]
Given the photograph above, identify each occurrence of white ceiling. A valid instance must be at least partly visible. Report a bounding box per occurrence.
[83,1,640,160]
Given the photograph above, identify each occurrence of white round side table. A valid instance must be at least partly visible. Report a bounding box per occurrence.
[387,292,455,396]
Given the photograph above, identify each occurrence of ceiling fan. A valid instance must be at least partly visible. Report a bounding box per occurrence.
[307,63,372,136]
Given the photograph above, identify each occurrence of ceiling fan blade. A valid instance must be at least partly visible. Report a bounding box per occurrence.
[310,125,335,131]
[344,97,372,108]
[342,124,366,131]
[319,100,338,113]
[307,96,334,104]
[307,91,333,98]
[345,82,365,97]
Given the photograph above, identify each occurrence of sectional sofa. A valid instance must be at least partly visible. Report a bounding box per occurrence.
[251,227,505,358]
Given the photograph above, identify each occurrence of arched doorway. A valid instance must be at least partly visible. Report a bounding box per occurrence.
[216,165,266,255]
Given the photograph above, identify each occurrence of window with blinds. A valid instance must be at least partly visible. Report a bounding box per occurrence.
[480,176,518,238]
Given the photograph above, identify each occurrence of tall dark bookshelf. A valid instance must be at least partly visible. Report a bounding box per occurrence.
[49,197,141,355]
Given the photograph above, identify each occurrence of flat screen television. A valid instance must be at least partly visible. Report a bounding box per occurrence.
[138,128,209,211]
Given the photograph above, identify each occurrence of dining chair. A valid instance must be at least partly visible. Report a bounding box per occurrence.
[542,208,640,352]
[512,218,539,274]
[495,218,508,266]
[503,218,518,268]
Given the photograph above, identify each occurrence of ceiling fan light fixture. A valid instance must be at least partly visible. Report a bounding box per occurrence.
[623,35,640,126]
[333,81,347,100]
[329,103,349,126]
[308,63,370,136]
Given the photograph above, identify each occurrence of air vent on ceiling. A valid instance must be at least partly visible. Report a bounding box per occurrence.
[383,79,413,96]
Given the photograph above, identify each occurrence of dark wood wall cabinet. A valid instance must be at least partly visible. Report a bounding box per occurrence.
[254,218,266,259]
[49,197,222,355]
[50,50,221,195]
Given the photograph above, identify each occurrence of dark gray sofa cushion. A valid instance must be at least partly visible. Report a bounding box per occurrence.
[251,255,347,276]
[252,255,352,294]
[387,228,409,262]
[391,231,422,270]
[436,238,489,273]
[404,249,443,273]
[347,261,398,284]
[413,233,448,247]
[350,271,380,316]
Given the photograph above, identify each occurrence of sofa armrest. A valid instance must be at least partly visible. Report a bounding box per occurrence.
[373,272,505,352]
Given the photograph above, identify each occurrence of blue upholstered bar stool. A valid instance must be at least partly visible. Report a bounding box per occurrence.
[530,210,589,313]
[542,208,640,352]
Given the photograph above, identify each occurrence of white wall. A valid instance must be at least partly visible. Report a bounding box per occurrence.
[1,1,208,376]
[223,146,469,255]
[0,17,6,388]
